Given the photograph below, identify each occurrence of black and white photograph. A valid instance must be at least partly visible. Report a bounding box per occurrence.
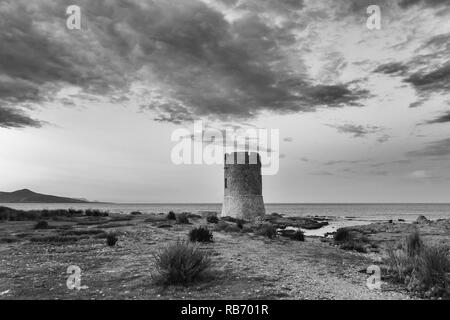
[0,0,449,306]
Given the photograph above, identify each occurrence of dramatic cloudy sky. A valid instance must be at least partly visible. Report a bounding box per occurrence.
[0,0,449,203]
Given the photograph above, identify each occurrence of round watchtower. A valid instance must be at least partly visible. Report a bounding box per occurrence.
[221,152,265,220]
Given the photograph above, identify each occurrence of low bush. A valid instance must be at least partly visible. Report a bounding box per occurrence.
[85,209,109,217]
[167,211,176,220]
[206,214,219,224]
[256,225,277,239]
[385,231,450,299]
[153,240,212,285]
[189,226,213,243]
[340,241,367,253]
[291,230,305,241]
[214,221,241,233]
[416,246,449,298]
[106,232,118,246]
[406,230,423,257]
[34,220,49,229]
[334,228,352,242]
[176,213,190,224]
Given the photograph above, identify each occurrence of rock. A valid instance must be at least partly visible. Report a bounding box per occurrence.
[416,215,430,224]
[130,211,142,215]
[262,216,328,230]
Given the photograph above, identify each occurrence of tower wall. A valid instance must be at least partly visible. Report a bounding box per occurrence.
[221,152,265,220]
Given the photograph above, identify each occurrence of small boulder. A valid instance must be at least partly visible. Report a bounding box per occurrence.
[416,215,430,224]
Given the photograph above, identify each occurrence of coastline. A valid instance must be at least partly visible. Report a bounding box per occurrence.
[0,206,448,299]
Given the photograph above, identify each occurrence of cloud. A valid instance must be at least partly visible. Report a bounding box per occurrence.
[0,0,373,128]
[323,159,370,165]
[371,159,412,167]
[373,62,408,75]
[327,123,383,137]
[0,105,43,128]
[425,111,450,124]
[404,63,450,94]
[407,138,450,157]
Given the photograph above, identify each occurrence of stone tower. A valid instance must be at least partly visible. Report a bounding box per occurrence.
[221,152,265,220]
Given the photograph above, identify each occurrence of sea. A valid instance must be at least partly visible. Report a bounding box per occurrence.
[3,203,450,236]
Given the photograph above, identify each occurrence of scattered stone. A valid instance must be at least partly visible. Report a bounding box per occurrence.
[416,215,430,224]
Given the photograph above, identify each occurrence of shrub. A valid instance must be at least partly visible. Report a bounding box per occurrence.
[334,228,352,242]
[214,221,241,233]
[206,214,219,224]
[29,235,80,243]
[167,211,176,220]
[386,245,414,282]
[154,240,212,285]
[340,241,367,253]
[34,220,49,229]
[176,213,190,224]
[106,232,118,246]
[257,225,277,239]
[416,246,450,297]
[189,226,213,243]
[385,231,450,299]
[85,209,109,217]
[406,230,423,258]
[291,230,305,241]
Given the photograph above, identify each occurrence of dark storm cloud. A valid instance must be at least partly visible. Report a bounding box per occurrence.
[0,106,43,128]
[0,0,370,128]
[425,111,450,124]
[327,124,383,137]
[407,138,450,157]
[404,63,450,93]
[373,30,450,108]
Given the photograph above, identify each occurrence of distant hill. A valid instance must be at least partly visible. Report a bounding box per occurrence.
[0,189,89,203]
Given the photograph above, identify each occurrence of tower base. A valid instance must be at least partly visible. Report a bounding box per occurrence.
[221,195,265,220]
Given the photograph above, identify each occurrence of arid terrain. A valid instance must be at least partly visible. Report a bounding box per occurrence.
[0,208,448,300]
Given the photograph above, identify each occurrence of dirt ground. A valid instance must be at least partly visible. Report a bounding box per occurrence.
[0,213,415,300]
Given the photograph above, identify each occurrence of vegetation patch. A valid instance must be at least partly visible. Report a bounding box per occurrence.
[385,231,450,299]
[176,213,190,224]
[29,235,81,244]
[106,232,119,246]
[153,240,212,285]
[189,226,213,243]
[206,214,219,224]
[167,211,176,220]
[256,225,277,239]
[34,220,50,230]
